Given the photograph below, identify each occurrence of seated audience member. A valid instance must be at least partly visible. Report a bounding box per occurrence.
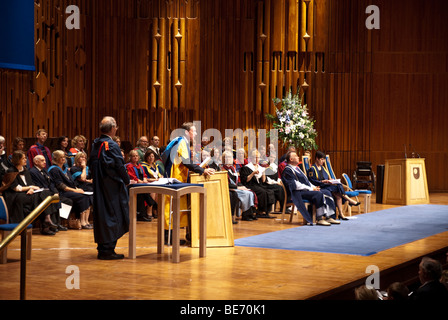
[279,146,296,163]
[1,150,59,235]
[263,152,285,213]
[239,150,276,218]
[200,150,239,224]
[134,136,150,162]
[355,285,380,300]
[222,151,257,222]
[258,145,269,167]
[281,151,338,226]
[112,136,121,147]
[278,146,297,179]
[70,152,93,193]
[69,135,88,158]
[141,149,161,218]
[222,137,236,159]
[209,147,222,171]
[441,269,448,290]
[126,149,156,221]
[29,155,72,232]
[56,136,75,168]
[410,257,448,301]
[0,136,8,181]
[48,150,93,230]
[386,282,409,300]
[141,149,163,181]
[200,149,212,167]
[27,129,52,169]
[149,135,161,158]
[7,137,29,168]
[234,148,247,173]
[307,151,360,220]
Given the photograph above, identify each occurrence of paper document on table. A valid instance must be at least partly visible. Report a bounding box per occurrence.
[149,178,182,185]
[328,179,341,184]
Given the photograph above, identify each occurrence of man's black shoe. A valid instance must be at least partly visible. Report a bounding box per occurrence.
[97,252,125,260]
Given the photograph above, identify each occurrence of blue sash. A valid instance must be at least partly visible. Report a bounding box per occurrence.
[161,136,185,178]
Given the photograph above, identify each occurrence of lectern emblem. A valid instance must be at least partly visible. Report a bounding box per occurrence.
[413,167,420,179]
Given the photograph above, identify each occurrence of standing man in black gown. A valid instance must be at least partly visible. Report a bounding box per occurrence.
[89,116,130,260]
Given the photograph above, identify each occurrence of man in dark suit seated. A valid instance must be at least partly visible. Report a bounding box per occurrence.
[281,151,339,226]
[29,155,72,231]
[410,257,448,301]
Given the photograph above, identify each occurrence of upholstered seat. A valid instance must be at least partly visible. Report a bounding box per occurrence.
[0,196,33,264]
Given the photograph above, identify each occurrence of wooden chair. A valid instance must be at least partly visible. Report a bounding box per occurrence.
[0,196,33,264]
[280,181,315,225]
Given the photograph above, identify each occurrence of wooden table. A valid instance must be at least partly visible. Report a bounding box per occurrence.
[128,183,206,263]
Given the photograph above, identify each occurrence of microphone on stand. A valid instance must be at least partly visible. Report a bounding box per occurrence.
[410,144,415,158]
[410,144,421,158]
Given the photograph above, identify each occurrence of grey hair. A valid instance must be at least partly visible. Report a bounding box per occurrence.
[99,116,117,134]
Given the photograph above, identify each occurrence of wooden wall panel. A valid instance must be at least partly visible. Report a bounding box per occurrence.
[0,0,447,191]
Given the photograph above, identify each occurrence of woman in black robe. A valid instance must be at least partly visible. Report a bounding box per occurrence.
[239,150,275,218]
[2,150,58,235]
[48,150,93,229]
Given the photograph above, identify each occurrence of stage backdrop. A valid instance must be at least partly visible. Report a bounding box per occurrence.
[0,0,447,191]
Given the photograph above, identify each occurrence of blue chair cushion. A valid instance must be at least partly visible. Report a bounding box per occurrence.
[0,224,33,231]
[345,191,359,197]
[355,189,372,194]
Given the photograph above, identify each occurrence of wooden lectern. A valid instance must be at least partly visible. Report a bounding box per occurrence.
[382,158,429,205]
[190,171,234,248]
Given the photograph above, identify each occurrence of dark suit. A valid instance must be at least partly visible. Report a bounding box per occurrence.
[410,281,448,301]
[29,166,58,193]
[29,166,74,225]
[281,164,336,224]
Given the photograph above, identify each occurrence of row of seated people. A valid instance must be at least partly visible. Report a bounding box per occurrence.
[0,131,165,229]
[0,150,93,235]
[0,132,88,175]
[201,145,362,226]
[204,148,284,222]
[355,256,448,301]
[1,129,359,231]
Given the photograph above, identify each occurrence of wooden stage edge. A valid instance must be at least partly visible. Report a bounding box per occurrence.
[0,193,447,301]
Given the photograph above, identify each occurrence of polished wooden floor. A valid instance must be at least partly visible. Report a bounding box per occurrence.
[1,193,447,300]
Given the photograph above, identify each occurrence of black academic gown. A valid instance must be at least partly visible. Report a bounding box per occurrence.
[48,165,92,217]
[30,166,74,211]
[307,164,346,202]
[3,166,56,223]
[89,134,130,247]
[239,164,275,213]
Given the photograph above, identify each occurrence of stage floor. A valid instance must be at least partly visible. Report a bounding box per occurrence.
[1,193,447,301]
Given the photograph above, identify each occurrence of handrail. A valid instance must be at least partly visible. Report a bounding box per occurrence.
[0,194,60,253]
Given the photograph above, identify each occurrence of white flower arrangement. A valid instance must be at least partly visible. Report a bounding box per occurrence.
[266,89,318,151]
